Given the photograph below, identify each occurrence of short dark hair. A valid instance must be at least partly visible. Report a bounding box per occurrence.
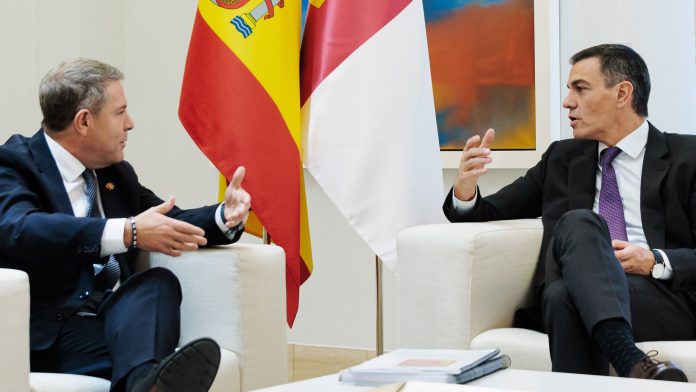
[571,44,650,117]
[39,58,124,131]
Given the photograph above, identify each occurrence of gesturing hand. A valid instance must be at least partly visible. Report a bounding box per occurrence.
[128,197,208,257]
[453,128,495,201]
[613,240,655,276]
[223,166,251,228]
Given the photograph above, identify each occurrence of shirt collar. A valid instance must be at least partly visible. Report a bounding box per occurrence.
[43,131,87,183]
[597,120,648,160]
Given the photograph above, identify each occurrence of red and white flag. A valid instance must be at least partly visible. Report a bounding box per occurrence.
[301,0,445,269]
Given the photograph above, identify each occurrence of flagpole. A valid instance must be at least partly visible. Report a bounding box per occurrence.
[376,255,384,356]
[263,228,271,245]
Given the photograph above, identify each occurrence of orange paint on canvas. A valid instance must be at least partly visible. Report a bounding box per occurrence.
[426,0,535,150]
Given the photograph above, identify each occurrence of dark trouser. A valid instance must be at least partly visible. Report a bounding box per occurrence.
[31,267,182,391]
[542,210,696,375]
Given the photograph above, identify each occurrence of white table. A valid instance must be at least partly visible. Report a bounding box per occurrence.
[252,369,696,391]
[470,369,696,391]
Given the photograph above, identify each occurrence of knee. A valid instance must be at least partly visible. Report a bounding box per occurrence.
[556,209,601,232]
[144,267,182,301]
[554,210,609,246]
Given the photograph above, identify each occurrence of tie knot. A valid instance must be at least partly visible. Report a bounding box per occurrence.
[82,169,96,184]
[600,146,622,166]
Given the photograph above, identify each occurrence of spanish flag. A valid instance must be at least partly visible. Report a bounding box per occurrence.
[179,0,312,326]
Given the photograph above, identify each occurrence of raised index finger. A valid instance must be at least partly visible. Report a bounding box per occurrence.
[479,128,496,149]
[230,166,246,188]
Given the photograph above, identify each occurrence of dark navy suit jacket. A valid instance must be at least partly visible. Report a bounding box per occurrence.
[0,130,241,351]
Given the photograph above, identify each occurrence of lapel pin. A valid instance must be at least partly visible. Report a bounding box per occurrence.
[105,182,116,190]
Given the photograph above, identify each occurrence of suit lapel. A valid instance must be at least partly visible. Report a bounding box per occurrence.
[96,168,120,218]
[96,165,136,219]
[641,124,669,248]
[568,142,598,210]
[27,130,74,215]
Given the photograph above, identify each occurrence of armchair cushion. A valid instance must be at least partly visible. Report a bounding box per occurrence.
[471,328,551,372]
[28,348,240,392]
[30,373,110,392]
[0,269,30,392]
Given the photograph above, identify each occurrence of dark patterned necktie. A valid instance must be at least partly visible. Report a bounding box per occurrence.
[598,147,628,241]
[82,169,121,291]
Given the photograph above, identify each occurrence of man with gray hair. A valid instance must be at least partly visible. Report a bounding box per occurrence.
[445,44,696,381]
[0,58,251,392]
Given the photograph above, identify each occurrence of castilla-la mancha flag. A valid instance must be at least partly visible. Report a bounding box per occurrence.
[301,0,445,269]
[179,0,312,326]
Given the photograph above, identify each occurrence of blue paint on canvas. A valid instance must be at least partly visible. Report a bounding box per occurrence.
[424,0,509,22]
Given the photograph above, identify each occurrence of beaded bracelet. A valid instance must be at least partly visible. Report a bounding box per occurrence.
[129,216,137,250]
[219,203,227,223]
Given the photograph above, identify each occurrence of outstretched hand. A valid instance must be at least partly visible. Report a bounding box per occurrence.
[223,166,251,228]
[127,196,208,257]
[453,128,495,201]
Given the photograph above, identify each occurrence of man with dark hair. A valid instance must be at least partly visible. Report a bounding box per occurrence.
[444,44,695,381]
[0,58,251,392]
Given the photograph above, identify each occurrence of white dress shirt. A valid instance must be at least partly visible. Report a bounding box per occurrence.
[43,133,243,258]
[44,133,127,257]
[453,120,673,279]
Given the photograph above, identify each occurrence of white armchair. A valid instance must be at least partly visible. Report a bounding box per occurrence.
[0,243,288,392]
[397,220,696,380]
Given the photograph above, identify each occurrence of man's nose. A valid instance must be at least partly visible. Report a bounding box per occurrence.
[125,114,135,131]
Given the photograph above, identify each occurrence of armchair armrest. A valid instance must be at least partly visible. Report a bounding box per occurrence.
[397,220,542,349]
[136,243,287,391]
[0,268,30,392]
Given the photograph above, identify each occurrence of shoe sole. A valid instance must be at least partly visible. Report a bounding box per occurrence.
[654,367,688,382]
[154,338,222,392]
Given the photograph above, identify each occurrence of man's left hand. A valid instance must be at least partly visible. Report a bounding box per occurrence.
[613,240,655,276]
[223,166,251,228]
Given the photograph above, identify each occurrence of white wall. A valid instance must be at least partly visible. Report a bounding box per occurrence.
[0,1,124,139]
[122,0,219,207]
[1,0,695,352]
[559,0,696,137]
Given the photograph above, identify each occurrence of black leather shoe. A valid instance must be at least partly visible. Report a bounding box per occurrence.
[130,337,221,392]
[627,351,687,382]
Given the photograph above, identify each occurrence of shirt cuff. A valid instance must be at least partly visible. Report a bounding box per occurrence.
[655,249,673,280]
[452,188,478,213]
[215,203,248,239]
[101,218,128,257]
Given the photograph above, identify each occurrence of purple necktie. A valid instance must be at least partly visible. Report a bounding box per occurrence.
[598,147,628,241]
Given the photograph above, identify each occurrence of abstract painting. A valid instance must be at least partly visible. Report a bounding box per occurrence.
[424,0,535,150]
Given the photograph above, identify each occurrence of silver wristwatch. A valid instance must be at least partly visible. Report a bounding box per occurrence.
[651,249,665,279]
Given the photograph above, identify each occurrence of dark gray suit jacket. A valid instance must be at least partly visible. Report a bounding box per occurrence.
[443,123,696,330]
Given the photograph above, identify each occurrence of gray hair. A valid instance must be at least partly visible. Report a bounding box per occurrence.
[39,58,124,131]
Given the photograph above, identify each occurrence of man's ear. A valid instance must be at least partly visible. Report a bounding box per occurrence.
[616,81,634,109]
[73,109,90,136]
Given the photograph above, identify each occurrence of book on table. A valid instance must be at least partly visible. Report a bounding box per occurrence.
[338,348,510,385]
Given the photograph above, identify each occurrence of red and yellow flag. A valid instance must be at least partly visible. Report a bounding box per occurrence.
[179,0,312,326]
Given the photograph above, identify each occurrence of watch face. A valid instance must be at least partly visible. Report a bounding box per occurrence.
[652,263,665,279]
